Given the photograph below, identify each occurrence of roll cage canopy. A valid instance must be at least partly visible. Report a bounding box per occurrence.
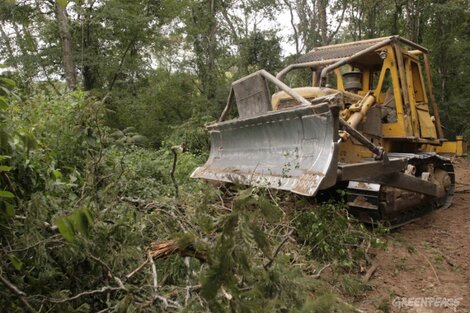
[276,35,429,82]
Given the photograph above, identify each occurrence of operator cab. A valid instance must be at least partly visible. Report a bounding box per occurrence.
[272,36,438,140]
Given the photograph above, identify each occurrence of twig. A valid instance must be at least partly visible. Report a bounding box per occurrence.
[167,284,202,298]
[336,297,367,313]
[210,203,232,212]
[149,252,158,291]
[264,230,293,270]
[8,235,61,253]
[152,294,182,310]
[47,285,124,303]
[419,251,440,284]
[217,191,226,208]
[363,240,372,264]
[0,274,36,313]
[126,259,149,280]
[88,254,113,277]
[184,257,191,305]
[114,277,127,291]
[312,263,331,278]
[140,293,182,310]
[362,263,378,282]
[170,145,184,200]
[120,197,192,232]
[108,38,136,92]
[431,248,455,267]
[87,254,129,293]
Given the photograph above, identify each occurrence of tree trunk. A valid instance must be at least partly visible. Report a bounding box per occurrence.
[0,23,17,68]
[284,0,300,54]
[317,0,328,45]
[206,0,217,100]
[55,1,77,90]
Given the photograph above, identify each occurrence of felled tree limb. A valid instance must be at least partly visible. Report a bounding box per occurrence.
[148,240,209,264]
[148,240,179,259]
[127,240,209,279]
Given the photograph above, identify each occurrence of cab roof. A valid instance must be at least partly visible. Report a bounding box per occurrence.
[295,36,427,65]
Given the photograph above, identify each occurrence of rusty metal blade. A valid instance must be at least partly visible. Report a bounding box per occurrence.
[191,102,339,196]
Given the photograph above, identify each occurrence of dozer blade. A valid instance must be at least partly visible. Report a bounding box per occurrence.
[191,98,340,196]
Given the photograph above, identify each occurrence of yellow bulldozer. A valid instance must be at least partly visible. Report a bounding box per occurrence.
[192,36,467,226]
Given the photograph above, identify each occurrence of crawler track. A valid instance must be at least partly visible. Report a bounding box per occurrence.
[346,153,455,227]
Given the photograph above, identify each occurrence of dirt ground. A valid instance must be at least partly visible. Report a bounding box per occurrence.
[356,158,470,313]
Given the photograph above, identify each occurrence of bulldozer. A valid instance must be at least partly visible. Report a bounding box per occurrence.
[191,36,467,226]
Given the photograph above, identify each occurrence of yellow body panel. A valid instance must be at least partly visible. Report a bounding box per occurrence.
[421,137,467,157]
[339,140,374,163]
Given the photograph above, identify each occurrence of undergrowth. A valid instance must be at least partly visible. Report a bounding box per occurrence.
[0,80,387,312]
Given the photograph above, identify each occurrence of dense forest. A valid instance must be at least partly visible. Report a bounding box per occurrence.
[0,0,469,312]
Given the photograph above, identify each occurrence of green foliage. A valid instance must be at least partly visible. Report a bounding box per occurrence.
[107,69,201,147]
[294,201,387,268]
[0,80,387,312]
[339,274,371,300]
[0,72,18,221]
[239,31,283,74]
[297,293,357,313]
[55,207,93,242]
[192,187,326,312]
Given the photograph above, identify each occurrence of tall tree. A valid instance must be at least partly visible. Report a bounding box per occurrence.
[55,0,77,90]
[284,0,347,52]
